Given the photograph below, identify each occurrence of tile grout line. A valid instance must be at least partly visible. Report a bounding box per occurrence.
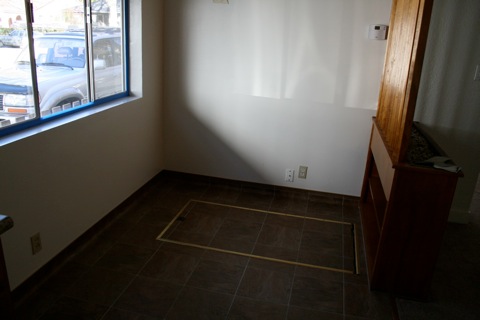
[162,258,204,320]
[285,191,311,319]
[224,256,252,319]
[19,174,374,319]
[100,191,205,319]
[99,189,185,320]
[156,199,205,320]
[74,196,161,320]
[159,199,356,273]
[223,201,271,319]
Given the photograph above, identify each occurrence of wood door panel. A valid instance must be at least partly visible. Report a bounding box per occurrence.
[376,0,434,164]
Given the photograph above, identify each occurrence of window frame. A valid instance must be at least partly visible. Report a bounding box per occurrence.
[0,0,130,138]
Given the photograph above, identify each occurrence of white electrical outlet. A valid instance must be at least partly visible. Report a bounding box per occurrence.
[285,169,294,182]
[298,166,308,179]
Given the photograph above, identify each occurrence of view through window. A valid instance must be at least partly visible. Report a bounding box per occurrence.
[0,0,126,132]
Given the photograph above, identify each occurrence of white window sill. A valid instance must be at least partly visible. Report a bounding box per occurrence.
[0,95,141,147]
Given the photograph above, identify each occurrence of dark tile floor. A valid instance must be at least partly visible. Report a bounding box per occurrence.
[13,171,402,319]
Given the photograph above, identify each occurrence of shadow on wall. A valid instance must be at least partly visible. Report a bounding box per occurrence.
[162,0,265,183]
[414,0,480,221]
[163,102,267,183]
[161,0,389,194]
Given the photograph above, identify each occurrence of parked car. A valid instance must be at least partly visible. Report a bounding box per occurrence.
[0,30,123,117]
[0,29,42,48]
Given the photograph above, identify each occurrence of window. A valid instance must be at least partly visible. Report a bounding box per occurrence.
[0,0,127,135]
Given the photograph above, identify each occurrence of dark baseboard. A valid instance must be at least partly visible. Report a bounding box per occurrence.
[11,171,165,307]
[10,169,360,308]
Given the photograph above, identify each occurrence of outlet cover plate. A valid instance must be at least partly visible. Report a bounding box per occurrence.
[298,166,308,179]
[30,233,42,255]
[285,169,294,182]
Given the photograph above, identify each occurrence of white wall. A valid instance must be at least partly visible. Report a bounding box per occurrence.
[163,0,391,196]
[415,0,480,223]
[0,0,164,289]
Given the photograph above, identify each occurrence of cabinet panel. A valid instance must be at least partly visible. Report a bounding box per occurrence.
[358,0,457,300]
[375,0,434,164]
[370,124,394,200]
[361,123,461,298]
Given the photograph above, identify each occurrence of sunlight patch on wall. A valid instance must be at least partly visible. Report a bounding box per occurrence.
[230,0,388,109]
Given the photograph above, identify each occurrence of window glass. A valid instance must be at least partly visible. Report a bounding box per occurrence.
[0,0,126,133]
[0,0,36,128]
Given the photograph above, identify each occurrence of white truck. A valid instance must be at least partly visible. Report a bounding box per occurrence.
[0,30,123,126]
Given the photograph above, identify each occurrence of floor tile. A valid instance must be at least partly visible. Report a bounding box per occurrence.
[235,185,275,210]
[209,235,257,255]
[65,267,134,306]
[166,286,233,320]
[252,243,299,262]
[39,261,89,294]
[344,282,373,318]
[270,188,309,216]
[201,183,242,204]
[71,236,117,266]
[119,222,165,249]
[307,193,344,220]
[13,171,409,320]
[39,296,108,320]
[102,307,158,320]
[14,289,60,320]
[302,218,344,235]
[214,218,263,243]
[237,263,294,304]
[187,259,245,294]
[287,305,344,320]
[100,219,137,242]
[112,202,150,225]
[228,296,288,319]
[114,276,182,318]
[94,243,156,274]
[137,206,180,226]
[226,207,267,223]
[201,249,250,268]
[300,230,343,256]
[290,273,343,314]
[297,249,345,271]
[248,258,296,274]
[153,194,192,212]
[173,204,225,236]
[294,263,346,280]
[140,246,202,285]
[168,181,209,200]
[343,198,362,223]
[166,229,214,246]
[256,224,302,250]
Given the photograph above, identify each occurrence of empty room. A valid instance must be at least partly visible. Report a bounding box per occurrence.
[0,0,479,319]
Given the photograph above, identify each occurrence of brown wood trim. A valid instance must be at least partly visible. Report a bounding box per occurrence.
[11,172,164,308]
[398,0,435,163]
[375,0,435,165]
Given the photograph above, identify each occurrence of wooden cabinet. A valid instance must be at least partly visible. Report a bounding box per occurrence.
[0,215,14,319]
[359,0,462,300]
[361,120,461,299]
